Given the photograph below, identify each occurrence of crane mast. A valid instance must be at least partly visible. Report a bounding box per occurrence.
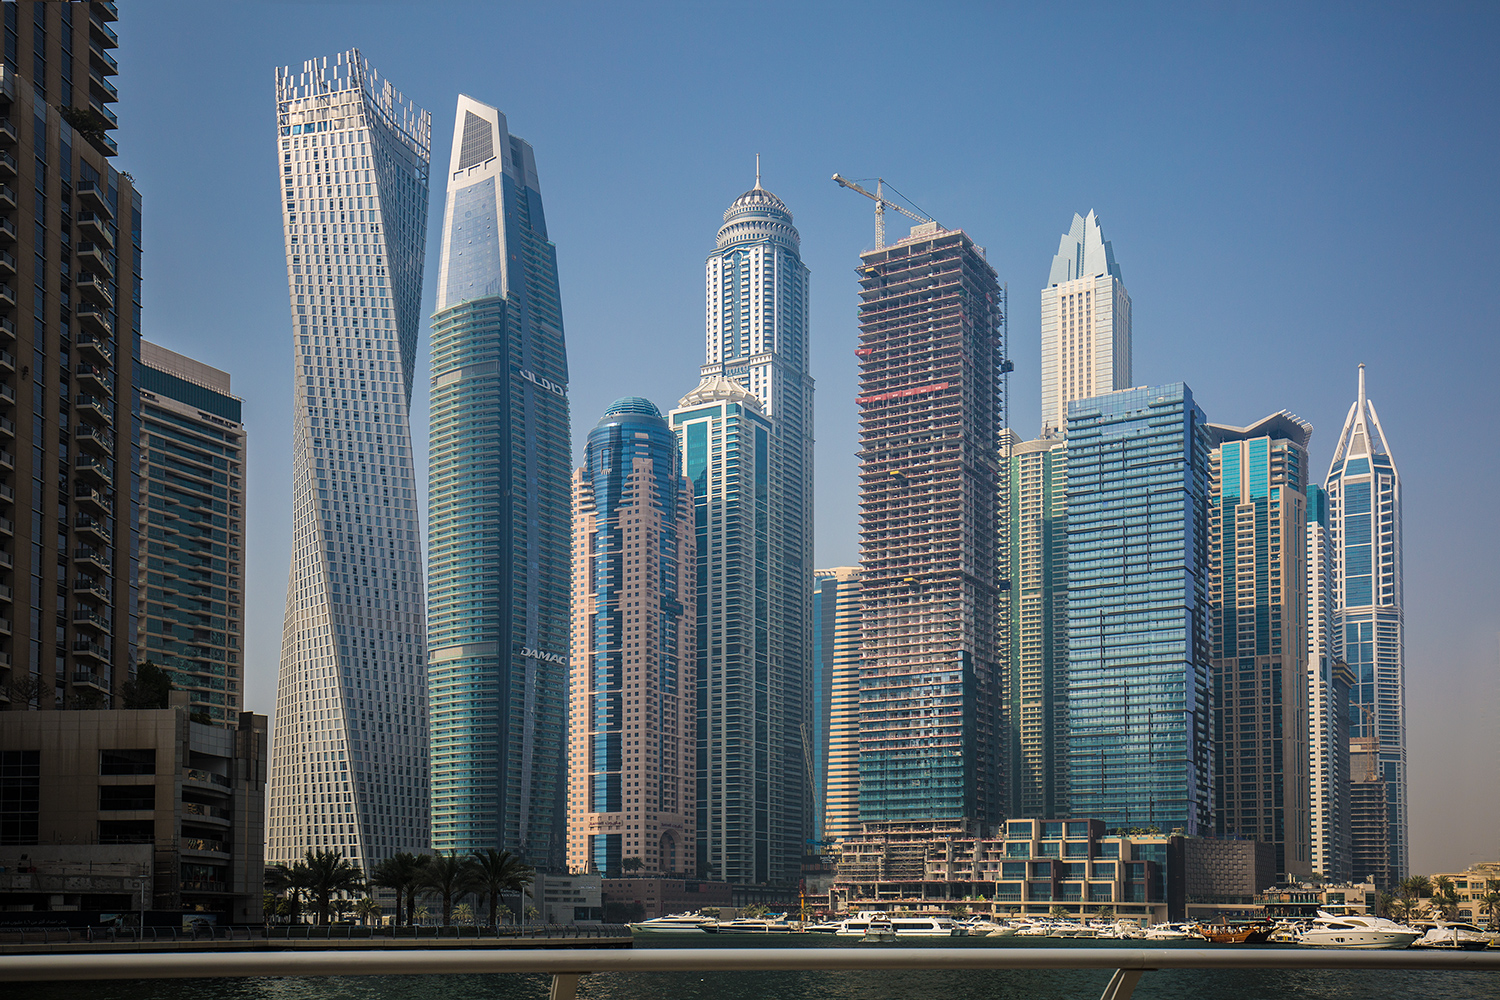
[832,174,932,248]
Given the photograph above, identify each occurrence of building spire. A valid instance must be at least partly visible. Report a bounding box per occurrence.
[755,152,761,190]
[1358,362,1366,408]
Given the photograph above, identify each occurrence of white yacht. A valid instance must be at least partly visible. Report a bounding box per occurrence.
[629,912,716,934]
[711,915,795,934]
[1297,911,1419,949]
[1411,920,1495,950]
[834,911,961,937]
[1142,923,1195,940]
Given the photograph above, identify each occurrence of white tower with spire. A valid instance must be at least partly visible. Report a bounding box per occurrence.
[692,167,813,885]
[1325,363,1406,884]
[1039,210,1131,437]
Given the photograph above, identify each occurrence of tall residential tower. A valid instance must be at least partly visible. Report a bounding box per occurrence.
[690,176,813,883]
[427,97,571,865]
[1326,364,1405,884]
[1039,211,1131,438]
[1307,483,1352,880]
[136,342,246,724]
[1208,412,1312,880]
[855,223,1006,825]
[269,51,431,867]
[813,566,862,842]
[567,399,696,876]
[1066,385,1212,835]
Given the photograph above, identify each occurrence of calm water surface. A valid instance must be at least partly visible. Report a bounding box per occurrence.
[16,934,1499,1000]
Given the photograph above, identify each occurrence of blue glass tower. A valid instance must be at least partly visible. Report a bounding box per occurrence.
[427,97,571,864]
[1066,384,1212,834]
[567,399,697,875]
[1325,364,1404,884]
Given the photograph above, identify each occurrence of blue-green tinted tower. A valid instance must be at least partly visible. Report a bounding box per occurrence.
[1325,364,1404,884]
[1066,384,1213,834]
[428,97,571,865]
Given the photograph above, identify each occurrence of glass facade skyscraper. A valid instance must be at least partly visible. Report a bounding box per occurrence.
[427,97,571,864]
[1307,482,1352,880]
[1066,384,1212,835]
[1004,434,1069,819]
[690,177,812,884]
[1207,412,1311,879]
[1325,364,1404,884]
[269,51,431,867]
[856,223,1006,826]
[136,342,246,724]
[812,566,862,842]
[567,399,696,876]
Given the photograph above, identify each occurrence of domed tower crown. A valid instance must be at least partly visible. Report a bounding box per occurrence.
[716,164,800,251]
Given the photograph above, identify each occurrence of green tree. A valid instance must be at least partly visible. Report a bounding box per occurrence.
[454,902,474,926]
[622,857,644,873]
[372,852,430,927]
[950,904,970,919]
[122,661,173,710]
[354,897,383,926]
[741,903,771,919]
[420,850,479,927]
[1374,891,1396,919]
[300,849,366,926]
[1094,906,1116,921]
[470,848,534,934]
[1477,880,1500,931]
[1049,905,1070,920]
[1396,875,1432,923]
[1431,876,1460,920]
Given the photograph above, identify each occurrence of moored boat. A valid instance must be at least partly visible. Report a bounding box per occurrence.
[1196,921,1274,944]
[629,912,717,934]
[1297,911,1419,949]
[1411,920,1494,950]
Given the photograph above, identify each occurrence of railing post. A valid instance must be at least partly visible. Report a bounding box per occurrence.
[550,973,582,1000]
[1098,968,1143,1000]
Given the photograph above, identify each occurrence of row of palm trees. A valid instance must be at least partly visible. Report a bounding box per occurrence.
[1374,874,1500,928]
[265,848,535,929]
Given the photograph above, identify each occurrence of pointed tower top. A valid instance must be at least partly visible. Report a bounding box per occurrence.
[1358,362,1366,407]
[755,153,762,190]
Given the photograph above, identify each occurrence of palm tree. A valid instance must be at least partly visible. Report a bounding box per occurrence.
[1478,880,1500,932]
[420,850,479,927]
[372,852,430,927]
[1374,891,1396,919]
[1431,876,1460,920]
[354,897,383,927]
[265,861,313,923]
[301,849,366,925]
[470,849,534,934]
[1397,874,1432,923]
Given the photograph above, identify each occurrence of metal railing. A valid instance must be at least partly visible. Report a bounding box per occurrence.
[1,947,1497,1000]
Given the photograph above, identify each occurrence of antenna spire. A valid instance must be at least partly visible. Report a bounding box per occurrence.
[755,153,761,189]
[1358,362,1366,407]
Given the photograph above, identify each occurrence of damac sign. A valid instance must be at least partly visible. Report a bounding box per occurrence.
[520,646,568,665]
[518,368,567,398]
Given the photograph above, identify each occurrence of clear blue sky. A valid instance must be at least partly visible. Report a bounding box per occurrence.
[120,1,1499,872]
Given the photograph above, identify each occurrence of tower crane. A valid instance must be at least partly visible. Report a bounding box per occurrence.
[832,174,933,249]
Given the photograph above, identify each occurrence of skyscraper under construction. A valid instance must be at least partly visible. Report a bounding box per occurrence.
[854,222,1007,825]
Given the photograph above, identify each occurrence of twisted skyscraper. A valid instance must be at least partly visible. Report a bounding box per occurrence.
[428,97,572,864]
[269,51,431,866]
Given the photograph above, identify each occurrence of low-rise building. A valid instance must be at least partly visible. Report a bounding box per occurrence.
[0,695,266,926]
[1181,837,1279,921]
[1423,863,1500,925]
[534,871,603,925]
[600,876,732,922]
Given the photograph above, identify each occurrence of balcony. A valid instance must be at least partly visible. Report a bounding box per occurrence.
[0,482,13,506]
[89,69,119,106]
[0,381,15,406]
[0,64,13,103]
[72,576,110,603]
[76,211,114,246]
[0,281,15,309]
[0,548,11,570]
[76,330,113,364]
[180,801,230,823]
[76,181,112,217]
[88,95,119,130]
[0,184,13,211]
[73,485,114,517]
[75,394,114,425]
[73,545,110,573]
[94,1,119,23]
[0,151,15,177]
[72,669,110,693]
[0,119,15,147]
[75,423,112,454]
[72,607,112,634]
[0,218,14,244]
[75,361,113,393]
[75,241,110,273]
[90,14,120,48]
[72,637,111,662]
[76,304,113,336]
[0,514,12,537]
[0,448,12,472]
[184,768,232,791]
[0,349,11,374]
[75,272,114,309]
[0,317,14,342]
[0,616,10,637]
[181,837,228,854]
[73,513,110,543]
